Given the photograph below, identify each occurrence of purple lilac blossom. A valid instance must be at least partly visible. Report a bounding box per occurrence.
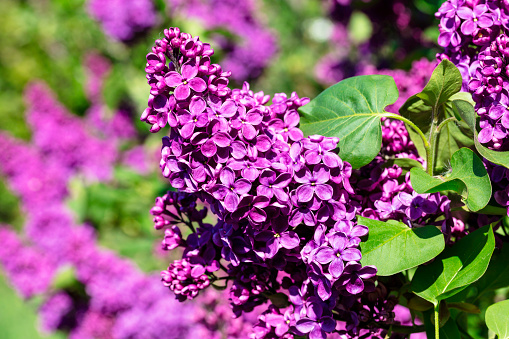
[436,0,509,149]
[167,0,277,81]
[143,27,451,339]
[87,0,157,41]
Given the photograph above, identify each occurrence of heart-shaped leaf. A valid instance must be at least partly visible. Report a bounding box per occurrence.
[486,300,509,339]
[298,75,398,169]
[410,147,491,211]
[358,217,445,276]
[454,99,509,169]
[472,246,509,300]
[411,224,495,305]
[417,59,462,111]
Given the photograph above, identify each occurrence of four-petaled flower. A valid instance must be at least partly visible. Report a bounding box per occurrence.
[165,61,207,100]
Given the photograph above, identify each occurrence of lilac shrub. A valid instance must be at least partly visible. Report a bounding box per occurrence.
[143,27,440,338]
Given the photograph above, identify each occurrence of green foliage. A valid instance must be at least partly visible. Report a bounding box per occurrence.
[299,75,399,168]
[357,217,445,276]
[411,224,495,305]
[485,300,509,339]
[399,60,474,173]
[416,59,462,111]
[423,308,461,339]
[472,245,509,300]
[410,148,492,211]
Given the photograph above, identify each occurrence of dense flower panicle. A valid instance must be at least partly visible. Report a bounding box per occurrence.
[87,0,157,41]
[436,0,509,149]
[167,0,277,81]
[140,27,445,339]
[24,82,117,181]
[0,227,57,298]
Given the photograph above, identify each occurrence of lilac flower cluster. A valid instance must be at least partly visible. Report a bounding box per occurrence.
[25,82,118,181]
[485,160,509,215]
[144,28,435,338]
[167,0,277,81]
[436,0,509,149]
[87,0,157,41]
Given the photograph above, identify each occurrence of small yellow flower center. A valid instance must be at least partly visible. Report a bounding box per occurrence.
[474,18,478,22]
[274,233,281,238]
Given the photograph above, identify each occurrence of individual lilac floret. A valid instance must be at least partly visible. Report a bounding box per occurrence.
[295,301,336,339]
[166,61,207,100]
[315,233,362,279]
[457,4,494,35]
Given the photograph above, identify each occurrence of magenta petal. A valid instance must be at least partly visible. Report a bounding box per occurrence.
[502,112,509,129]
[220,167,235,186]
[242,124,258,140]
[478,125,494,143]
[342,248,362,261]
[249,208,267,223]
[296,319,316,334]
[233,179,252,195]
[201,140,217,157]
[180,123,195,139]
[188,77,207,92]
[181,62,198,79]
[329,258,345,278]
[265,314,284,327]
[315,184,333,201]
[398,192,413,206]
[189,96,206,114]
[329,234,347,251]
[212,132,231,147]
[313,165,330,183]
[284,110,300,127]
[295,168,313,184]
[242,167,259,182]
[255,135,272,152]
[317,279,332,301]
[289,210,304,226]
[210,185,229,200]
[152,94,168,111]
[280,231,300,249]
[297,185,314,202]
[259,169,276,186]
[246,111,263,125]
[220,100,237,117]
[461,20,477,35]
[174,84,191,100]
[315,247,335,264]
[456,6,473,19]
[289,128,304,141]
[477,15,493,28]
[224,192,240,212]
[305,150,321,165]
[358,265,377,279]
[346,276,364,295]
[309,327,326,339]
[165,72,183,87]
[274,188,289,202]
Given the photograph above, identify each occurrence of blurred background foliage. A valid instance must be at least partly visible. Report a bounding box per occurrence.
[0,0,463,337]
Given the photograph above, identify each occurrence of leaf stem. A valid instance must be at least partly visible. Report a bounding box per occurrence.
[435,117,457,134]
[434,302,440,339]
[383,113,431,172]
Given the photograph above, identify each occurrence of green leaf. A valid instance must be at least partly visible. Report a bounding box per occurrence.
[410,148,491,211]
[486,300,509,339]
[298,75,399,169]
[473,246,509,299]
[411,224,495,305]
[358,217,445,276]
[435,100,474,171]
[454,99,509,169]
[417,59,462,110]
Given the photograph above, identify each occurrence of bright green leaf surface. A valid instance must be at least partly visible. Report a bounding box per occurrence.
[417,59,462,110]
[473,246,509,300]
[411,224,495,305]
[485,300,509,339]
[358,217,445,276]
[410,148,491,211]
[399,94,431,159]
[299,75,399,169]
[454,99,509,169]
